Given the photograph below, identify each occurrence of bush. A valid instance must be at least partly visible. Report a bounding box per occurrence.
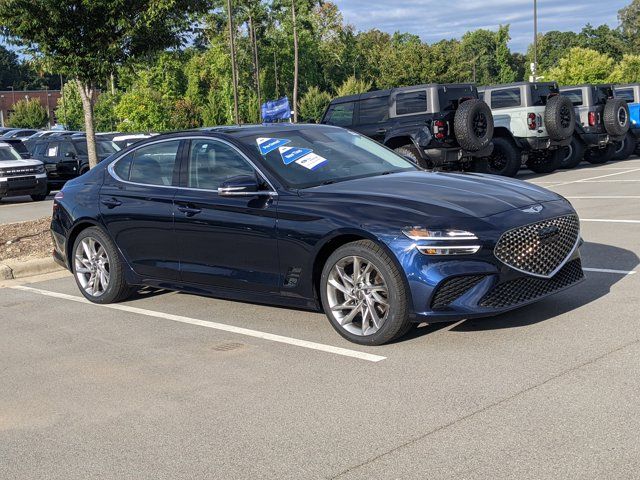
[115,87,173,132]
[547,47,614,85]
[299,87,332,123]
[335,75,372,97]
[608,54,640,83]
[55,82,84,130]
[7,98,48,128]
[171,98,201,129]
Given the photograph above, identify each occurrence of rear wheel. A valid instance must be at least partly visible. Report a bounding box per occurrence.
[475,137,521,177]
[30,194,48,201]
[72,226,134,304]
[559,136,585,169]
[585,143,616,164]
[394,144,430,169]
[613,132,637,160]
[320,240,410,345]
[526,149,562,174]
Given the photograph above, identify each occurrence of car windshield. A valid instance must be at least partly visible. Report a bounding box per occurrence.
[235,127,418,189]
[73,140,120,156]
[531,84,559,106]
[0,146,23,161]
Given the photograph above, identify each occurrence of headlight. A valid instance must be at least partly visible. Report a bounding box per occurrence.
[402,228,480,255]
[35,165,46,174]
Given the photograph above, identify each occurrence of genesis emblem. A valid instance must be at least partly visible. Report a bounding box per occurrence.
[522,204,543,214]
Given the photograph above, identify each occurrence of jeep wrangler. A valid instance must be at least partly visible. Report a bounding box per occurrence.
[613,84,640,160]
[320,84,494,170]
[559,85,630,168]
[478,82,575,176]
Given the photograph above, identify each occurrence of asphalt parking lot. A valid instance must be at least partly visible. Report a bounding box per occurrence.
[1,159,639,479]
[0,193,55,224]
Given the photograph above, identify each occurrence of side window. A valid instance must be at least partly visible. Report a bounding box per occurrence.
[490,88,521,109]
[358,96,389,124]
[45,142,59,157]
[187,140,256,191]
[562,89,583,106]
[395,91,427,116]
[33,142,47,156]
[616,88,635,103]
[113,152,134,181]
[59,141,76,157]
[324,102,355,127]
[128,141,180,186]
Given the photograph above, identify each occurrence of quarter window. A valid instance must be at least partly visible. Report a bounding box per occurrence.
[59,141,76,157]
[358,96,389,124]
[562,89,583,106]
[33,143,47,156]
[126,141,180,186]
[187,140,256,191]
[324,102,355,127]
[45,143,59,157]
[616,88,635,103]
[395,91,428,115]
[490,88,521,109]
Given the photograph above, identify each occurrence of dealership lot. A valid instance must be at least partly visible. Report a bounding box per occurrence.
[1,160,639,479]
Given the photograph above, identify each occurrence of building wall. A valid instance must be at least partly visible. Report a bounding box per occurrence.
[0,90,62,128]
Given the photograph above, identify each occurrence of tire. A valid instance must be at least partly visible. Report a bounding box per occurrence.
[320,240,410,346]
[72,226,134,304]
[559,136,585,169]
[526,149,562,174]
[454,99,494,152]
[475,137,521,177]
[79,166,90,175]
[544,95,575,140]
[613,132,637,160]
[603,98,630,137]
[394,144,430,168]
[584,143,616,165]
[30,194,48,201]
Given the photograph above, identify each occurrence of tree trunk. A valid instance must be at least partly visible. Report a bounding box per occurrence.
[291,0,299,123]
[76,80,98,169]
[226,0,239,124]
[249,14,261,122]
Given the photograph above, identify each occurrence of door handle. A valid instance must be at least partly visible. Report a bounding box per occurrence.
[101,198,122,208]
[177,205,202,217]
[376,128,387,134]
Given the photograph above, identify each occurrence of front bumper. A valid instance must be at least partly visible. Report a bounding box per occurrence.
[0,174,48,197]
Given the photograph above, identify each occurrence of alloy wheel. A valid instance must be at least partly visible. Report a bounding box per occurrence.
[74,237,110,297]
[326,255,389,336]
[472,112,488,138]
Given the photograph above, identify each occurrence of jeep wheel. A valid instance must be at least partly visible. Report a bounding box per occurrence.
[559,136,585,169]
[394,145,421,165]
[613,132,637,161]
[603,99,630,137]
[526,149,562,174]
[585,143,616,164]
[30,194,48,201]
[544,95,575,140]
[454,99,494,152]
[474,137,521,177]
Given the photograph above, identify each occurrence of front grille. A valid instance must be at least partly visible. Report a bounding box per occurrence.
[480,258,584,308]
[494,214,580,277]
[0,167,39,176]
[431,274,487,310]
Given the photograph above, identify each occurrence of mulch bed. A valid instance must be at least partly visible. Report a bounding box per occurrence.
[0,217,53,262]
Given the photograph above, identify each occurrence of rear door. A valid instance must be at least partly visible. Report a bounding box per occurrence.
[353,95,390,142]
[99,139,183,280]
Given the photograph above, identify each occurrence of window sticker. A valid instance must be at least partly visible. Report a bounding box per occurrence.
[295,152,328,170]
[256,137,291,155]
[279,146,314,164]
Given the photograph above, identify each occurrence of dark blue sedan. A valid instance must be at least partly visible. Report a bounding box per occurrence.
[51,124,584,345]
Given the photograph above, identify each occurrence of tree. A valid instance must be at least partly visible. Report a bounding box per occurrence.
[54,82,84,130]
[620,0,640,53]
[298,86,331,122]
[526,31,582,73]
[335,75,371,97]
[291,0,299,122]
[0,0,208,169]
[114,87,173,132]
[547,47,615,85]
[226,0,240,124]
[495,25,517,83]
[7,98,48,128]
[609,54,640,83]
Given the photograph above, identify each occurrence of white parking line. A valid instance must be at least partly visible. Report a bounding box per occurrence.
[582,219,640,224]
[566,196,640,199]
[584,268,637,275]
[544,167,640,187]
[10,285,387,363]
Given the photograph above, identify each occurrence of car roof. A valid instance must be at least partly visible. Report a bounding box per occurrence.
[140,123,340,141]
[479,81,558,91]
[560,84,614,89]
[329,83,477,103]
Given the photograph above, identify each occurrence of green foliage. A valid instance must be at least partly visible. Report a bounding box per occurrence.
[171,98,201,130]
[114,87,173,133]
[609,54,640,83]
[335,75,371,97]
[620,0,640,53]
[547,48,615,85]
[7,98,48,128]
[495,26,517,83]
[94,92,120,132]
[55,81,83,130]
[298,86,332,122]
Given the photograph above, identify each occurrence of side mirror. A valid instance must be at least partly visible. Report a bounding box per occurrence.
[218,175,269,196]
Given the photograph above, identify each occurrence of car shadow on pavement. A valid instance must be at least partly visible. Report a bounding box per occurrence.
[449,241,639,333]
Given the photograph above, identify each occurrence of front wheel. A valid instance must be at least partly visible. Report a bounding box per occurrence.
[72,226,134,304]
[320,240,410,345]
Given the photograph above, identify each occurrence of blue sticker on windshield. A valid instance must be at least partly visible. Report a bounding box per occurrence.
[279,146,314,164]
[257,137,291,155]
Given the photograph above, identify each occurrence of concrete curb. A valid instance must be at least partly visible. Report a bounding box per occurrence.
[0,257,64,280]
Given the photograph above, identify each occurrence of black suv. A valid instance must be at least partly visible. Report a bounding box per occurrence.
[28,136,120,192]
[321,84,494,169]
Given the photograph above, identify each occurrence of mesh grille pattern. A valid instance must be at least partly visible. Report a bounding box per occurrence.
[494,215,580,277]
[431,275,487,310]
[480,258,584,308]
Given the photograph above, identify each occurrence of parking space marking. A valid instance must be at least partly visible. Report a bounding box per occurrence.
[581,219,640,224]
[584,268,637,275]
[544,167,640,187]
[566,196,640,199]
[10,285,387,363]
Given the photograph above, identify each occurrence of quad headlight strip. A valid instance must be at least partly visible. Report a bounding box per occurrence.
[402,228,481,255]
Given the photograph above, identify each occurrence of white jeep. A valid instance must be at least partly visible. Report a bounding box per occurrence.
[477,82,575,176]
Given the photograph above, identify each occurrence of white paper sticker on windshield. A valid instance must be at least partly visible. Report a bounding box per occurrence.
[279,146,314,164]
[256,137,290,155]
[295,152,328,170]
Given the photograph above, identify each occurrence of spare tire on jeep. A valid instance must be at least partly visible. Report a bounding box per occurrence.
[603,98,630,137]
[544,95,575,140]
[454,99,494,152]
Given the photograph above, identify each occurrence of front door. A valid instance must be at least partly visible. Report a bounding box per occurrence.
[174,138,279,293]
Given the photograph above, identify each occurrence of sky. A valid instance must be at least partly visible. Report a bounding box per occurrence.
[333,0,632,52]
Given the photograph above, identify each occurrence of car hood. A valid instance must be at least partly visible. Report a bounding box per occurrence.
[0,159,43,168]
[302,171,564,218]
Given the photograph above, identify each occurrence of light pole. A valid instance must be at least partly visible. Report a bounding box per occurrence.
[532,0,538,81]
